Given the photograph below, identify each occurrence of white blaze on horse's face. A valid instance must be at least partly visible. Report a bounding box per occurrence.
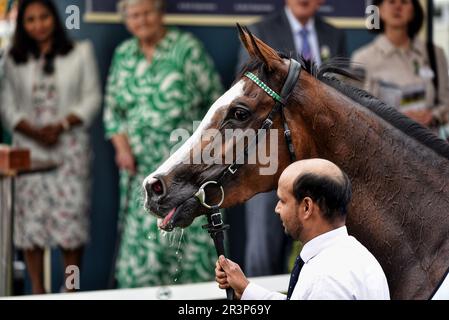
[142,80,246,191]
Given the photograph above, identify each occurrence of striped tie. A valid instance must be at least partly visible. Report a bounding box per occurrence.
[286,255,305,300]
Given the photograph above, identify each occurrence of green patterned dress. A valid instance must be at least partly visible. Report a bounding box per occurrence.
[104,28,223,287]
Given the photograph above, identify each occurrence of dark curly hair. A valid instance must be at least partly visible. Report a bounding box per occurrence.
[9,0,73,74]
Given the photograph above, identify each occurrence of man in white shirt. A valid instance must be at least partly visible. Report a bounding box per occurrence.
[215,159,390,300]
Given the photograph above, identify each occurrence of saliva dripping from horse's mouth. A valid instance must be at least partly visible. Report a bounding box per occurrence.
[144,189,181,232]
[148,196,200,232]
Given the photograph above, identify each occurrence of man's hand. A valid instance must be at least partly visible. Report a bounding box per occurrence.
[215,255,249,300]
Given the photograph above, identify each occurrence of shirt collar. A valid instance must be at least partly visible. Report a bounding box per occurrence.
[300,226,349,263]
[375,34,423,57]
[129,37,141,56]
[284,6,315,35]
[129,29,171,56]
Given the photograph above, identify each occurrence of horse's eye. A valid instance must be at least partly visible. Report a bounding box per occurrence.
[233,108,250,121]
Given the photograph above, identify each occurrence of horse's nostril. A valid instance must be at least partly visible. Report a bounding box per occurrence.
[151,180,164,196]
[145,176,167,200]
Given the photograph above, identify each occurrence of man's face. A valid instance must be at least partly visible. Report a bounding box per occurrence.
[286,0,322,22]
[275,179,303,240]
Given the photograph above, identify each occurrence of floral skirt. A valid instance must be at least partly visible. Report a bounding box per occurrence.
[13,132,91,250]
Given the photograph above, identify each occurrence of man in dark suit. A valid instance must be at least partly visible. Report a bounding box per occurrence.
[238,0,348,277]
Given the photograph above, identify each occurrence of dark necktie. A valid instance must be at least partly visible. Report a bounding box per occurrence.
[299,29,312,61]
[287,255,305,300]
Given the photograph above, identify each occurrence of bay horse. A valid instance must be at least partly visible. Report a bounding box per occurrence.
[143,27,449,299]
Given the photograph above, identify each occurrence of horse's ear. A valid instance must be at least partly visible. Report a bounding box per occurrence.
[237,24,283,71]
[237,23,256,58]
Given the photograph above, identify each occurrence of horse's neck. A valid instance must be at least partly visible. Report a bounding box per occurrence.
[289,79,449,299]
[300,83,449,207]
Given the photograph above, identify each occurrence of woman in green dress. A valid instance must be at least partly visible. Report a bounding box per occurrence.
[104,0,224,287]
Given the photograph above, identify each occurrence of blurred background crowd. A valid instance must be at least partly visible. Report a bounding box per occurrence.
[1,0,448,295]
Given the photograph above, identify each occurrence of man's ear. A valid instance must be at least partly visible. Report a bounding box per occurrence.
[302,197,314,220]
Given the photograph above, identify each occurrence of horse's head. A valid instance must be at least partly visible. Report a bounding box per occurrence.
[143,26,317,231]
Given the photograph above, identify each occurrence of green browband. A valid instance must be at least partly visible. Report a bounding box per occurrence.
[244,72,283,103]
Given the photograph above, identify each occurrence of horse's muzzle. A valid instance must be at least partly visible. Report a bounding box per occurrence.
[144,176,167,205]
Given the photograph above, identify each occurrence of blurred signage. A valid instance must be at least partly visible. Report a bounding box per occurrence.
[85,0,369,27]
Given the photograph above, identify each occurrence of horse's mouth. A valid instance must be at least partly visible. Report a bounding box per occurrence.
[157,207,178,231]
[150,197,200,232]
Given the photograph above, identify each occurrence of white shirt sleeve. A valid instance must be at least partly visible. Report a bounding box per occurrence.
[300,275,355,300]
[241,283,287,300]
[0,57,27,131]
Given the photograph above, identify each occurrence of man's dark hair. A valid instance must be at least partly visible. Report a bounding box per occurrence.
[10,0,74,74]
[292,172,352,222]
[371,0,424,39]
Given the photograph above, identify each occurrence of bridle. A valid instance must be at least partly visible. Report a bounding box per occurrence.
[193,58,302,300]
[195,58,302,210]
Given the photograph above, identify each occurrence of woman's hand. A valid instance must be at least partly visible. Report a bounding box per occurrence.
[36,124,64,147]
[15,120,62,147]
[115,150,137,175]
[111,134,137,175]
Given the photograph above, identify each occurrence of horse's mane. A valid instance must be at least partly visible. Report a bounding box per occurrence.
[316,59,449,160]
[239,55,449,160]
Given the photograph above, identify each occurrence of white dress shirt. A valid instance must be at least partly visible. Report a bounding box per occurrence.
[284,6,321,65]
[241,226,390,300]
